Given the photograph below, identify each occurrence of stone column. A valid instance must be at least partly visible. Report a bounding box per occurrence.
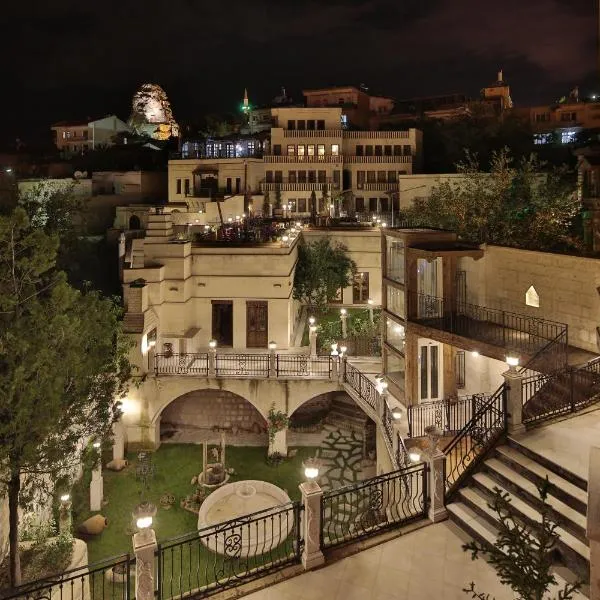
[340,310,348,339]
[202,441,208,480]
[331,355,339,379]
[133,529,157,600]
[208,347,216,377]
[90,464,104,512]
[113,421,125,461]
[503,368,525,435]
[269,347,277,378]
[309,326,318,358]
[588,447,600,600]
[299,481,325,570]
[58,499,72,534]
[269,428,287,457]
[428,450,448,523]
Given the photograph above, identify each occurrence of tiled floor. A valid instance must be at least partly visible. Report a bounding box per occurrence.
[243,522,516,600]
[513,407,600,480]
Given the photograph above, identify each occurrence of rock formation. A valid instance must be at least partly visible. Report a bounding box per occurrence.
[129,83,179,140]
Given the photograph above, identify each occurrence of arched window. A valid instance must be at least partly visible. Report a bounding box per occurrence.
[129,215,141,230]
[525,285,540,308]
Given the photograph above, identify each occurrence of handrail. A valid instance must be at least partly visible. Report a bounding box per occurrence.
[518,329,568,378]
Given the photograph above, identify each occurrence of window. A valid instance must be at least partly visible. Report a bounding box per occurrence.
[385,317,405,351]
[355,197,365,211]
[535,113,550,122]
[298,198,307,212]
[288,199,297,212]
[375,145,383,156]
[297,145,305,157]
[317,119,325,130]
[380,197,389,211]
[248,141,255,155]
[385,352,405,390]
[403,145,412,156]
[386,236,405,283]
[377,171,387,182]
[369,197,378,211]
[388,170,397,182]
[287,120,296,130]
[266,171,274,183]
[226,177,232,193]
[560,112,577,122]
[386,287,404,318]
[307,120,315,130]
[384,145,392,156]
[298,170,307,183]
[287,145,295,156]
[356,144,364,156]
[317,144,325,156]
[318,197,325,213]
[333,170,340,186]
[393,145,402,155]
[226,143,234,158]
[365,145,374,156]
[561,130,577,144]
[214,143,222,157]
[235,177,241,193]
[308,170,316,183]
[184,179,190,195]
[297,119,306,129]
[307,145,315,156]
[525,285,540,308]
[317,170,326,183]
[273,144,281,155]
[455,351,466,389]
[176,179,182,194]
[331,144,339,155]
[367,171,376,183]
[353,272,369,303]
[341,114,348,127]
[274,171,283,183]
[357,171,365,184]
[289,171,297,183]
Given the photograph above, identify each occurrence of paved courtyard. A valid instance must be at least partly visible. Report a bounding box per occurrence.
[316,425,367,490]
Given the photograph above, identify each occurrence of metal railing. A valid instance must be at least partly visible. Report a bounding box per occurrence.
[396,432,410,468]
[382,400,394,451]
[154,353,209,376]
[0,554,133,600]
[408,292,567,355]
[407,394,489,438]
[342,362,381,413]
[443,384,506,498]
[156,502,303,600]
[320,464,427,549]
[216,354,270,377]
[276,354,332,378]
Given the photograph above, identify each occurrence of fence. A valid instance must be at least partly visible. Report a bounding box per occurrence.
[215,354,270,377]
[320,465,428,549]
[1,554,133,600]
[407,394,489,438]
[155,353,209,376]
[156,503,303,600]
[342,362,381,413]
[443,384,507,498]
[275,354,332,377]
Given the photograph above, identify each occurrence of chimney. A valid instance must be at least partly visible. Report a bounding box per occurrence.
[497,70,503,83]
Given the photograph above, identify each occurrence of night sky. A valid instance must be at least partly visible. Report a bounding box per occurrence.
[1,0,597,148]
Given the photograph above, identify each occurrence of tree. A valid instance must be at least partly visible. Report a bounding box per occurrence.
[309,191,318,224]
[463,479,580,600]
[320,185,329,215]
[274,185,282,210]
[262,191,271,217]
[293,238,356,307]
[407,148,581,252]
[0,208,131,587]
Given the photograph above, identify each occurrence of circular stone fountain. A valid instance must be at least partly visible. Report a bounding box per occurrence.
[197,480,292,557]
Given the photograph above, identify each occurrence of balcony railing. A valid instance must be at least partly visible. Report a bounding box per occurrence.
[283,129,343,138]
[344,130,410,139]
[261,180,338,192]
[264,154,342,163]
[345,155,411,163]
[356,182,399,191]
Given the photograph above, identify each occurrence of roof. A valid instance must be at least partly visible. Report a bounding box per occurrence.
[51,114,118,128]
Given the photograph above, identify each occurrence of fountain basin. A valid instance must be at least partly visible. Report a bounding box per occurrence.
[197,480,293,557]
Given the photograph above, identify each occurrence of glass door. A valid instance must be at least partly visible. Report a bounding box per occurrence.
[418,340,443,402]
[417,258,441,318]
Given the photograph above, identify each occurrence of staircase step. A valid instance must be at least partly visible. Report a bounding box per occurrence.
[495,445,587,513]
[507,437,588,492]
[448,502,589,595]
[472,472,587,543]
[459,483,589,574]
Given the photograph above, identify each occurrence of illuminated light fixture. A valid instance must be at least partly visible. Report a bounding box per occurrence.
[136,515,153,531]
[471,351,479,357]
[381,222,387,228]
[506,355,519,368]
[194,219,199,223]
[93,441,101,449]
[339,345,347,356]
[329,203,334,209]
[209,339,217,349]
[392,408,402,420]
[242,213,246,218]
[308,316,316,326]
[371,215,377,221]
[235,215,240,221]
[394,325,403,334]
[409,449,422,463]
[268,341,277,350]
[303,457,320,481]
[228,217,233,223]
[367,298,375,306]
[5,168,13,174]
[340,308,347,316]
[60,493,71,504]
[379,380,388,391]
[204,225,210,231]
[282,235,289,242]
[296,221,302,228]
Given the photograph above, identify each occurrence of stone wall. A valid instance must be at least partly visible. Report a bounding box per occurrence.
[160,389,267,435]
[289,392,333,428]
[459,245,600,353]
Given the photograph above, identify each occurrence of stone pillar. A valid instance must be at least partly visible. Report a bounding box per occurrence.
[269,347,277,377]
[133,529,157,600]
[428,450,448,523]
[58,500,72,534]
[113,420,125,461]
[90,465,104,512]
[202,441,208,480]
[299,481,325,570]
[220,433,226,468]
[503,368,525,435]
[331,356,339,379]
[588,447,600,600]
[340,311,348,339]
[309,326,318,358]
[269,428,287,457]
[208,347,216,377]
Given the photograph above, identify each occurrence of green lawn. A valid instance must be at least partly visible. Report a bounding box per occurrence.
[72,444,315,563]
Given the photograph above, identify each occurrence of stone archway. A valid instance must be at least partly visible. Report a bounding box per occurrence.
[160,389,268,445]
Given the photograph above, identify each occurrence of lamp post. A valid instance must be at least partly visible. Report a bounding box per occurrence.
[268,341,277,377]
[59,493,72,533]
[367,298,375,324]
[339,308,348,339]
[132,502,158,600]
[299,458,324,569]
[90,441,103,511]
[309,325,318,357]
[208,339,217,376]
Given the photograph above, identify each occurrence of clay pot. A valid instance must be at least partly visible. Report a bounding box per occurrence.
[78,514,109,535]
[106,458,128,471]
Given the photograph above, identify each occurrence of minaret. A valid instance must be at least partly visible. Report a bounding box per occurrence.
[243,88,249,111]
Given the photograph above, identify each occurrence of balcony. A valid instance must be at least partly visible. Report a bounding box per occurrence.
[264,154,342,163]
[283,130,343,138]
[356,182,399,191]
[343,130,410,139]
[345,155,411,163]
[261,179,338,192]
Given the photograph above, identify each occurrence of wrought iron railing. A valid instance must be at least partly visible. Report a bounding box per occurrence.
[408,292,567,356]
[275,354,332,377]
[320,465,427,549]
[0,554,133,600]
[407,394,489,438]
[382,400,394,451]
[155,353,209,376]
[342,362,381,413]
[396,432,410,468]
[443,384,507,498]
[216,354,270,377]
[156,502,303,600]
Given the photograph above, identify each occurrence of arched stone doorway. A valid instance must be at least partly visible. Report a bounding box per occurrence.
[160,389,268,445]
[129,214,141,229]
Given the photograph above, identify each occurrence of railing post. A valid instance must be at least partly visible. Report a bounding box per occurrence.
[133,527,158,600]
[570,368,576,413]
[154,354,159,376]
[299,481,325,570]
[208,347,216,377]
[428,450,447,523]
[269,346,277,378]
[340,356,347,382]
[587,447,600,600]
[309,325,318,358]
[331,356,339,379]
[503,367,525,435]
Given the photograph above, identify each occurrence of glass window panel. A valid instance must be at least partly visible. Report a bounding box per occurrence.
[385,351,405,391]
[420,347,428,400]
[385,317,405,352]
[430,346,439,398]
[385,236,404,283]
[386,286,405,318]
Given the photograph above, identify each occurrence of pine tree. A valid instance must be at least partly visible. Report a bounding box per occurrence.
[262,190,271,217]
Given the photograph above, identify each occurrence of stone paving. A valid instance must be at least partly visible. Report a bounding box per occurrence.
[316,424,366,490]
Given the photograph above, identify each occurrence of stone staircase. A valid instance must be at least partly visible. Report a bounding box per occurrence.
[447,437,590,585]
[324,394,368,434]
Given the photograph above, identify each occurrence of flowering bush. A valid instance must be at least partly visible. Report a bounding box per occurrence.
[267,404,289,444]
